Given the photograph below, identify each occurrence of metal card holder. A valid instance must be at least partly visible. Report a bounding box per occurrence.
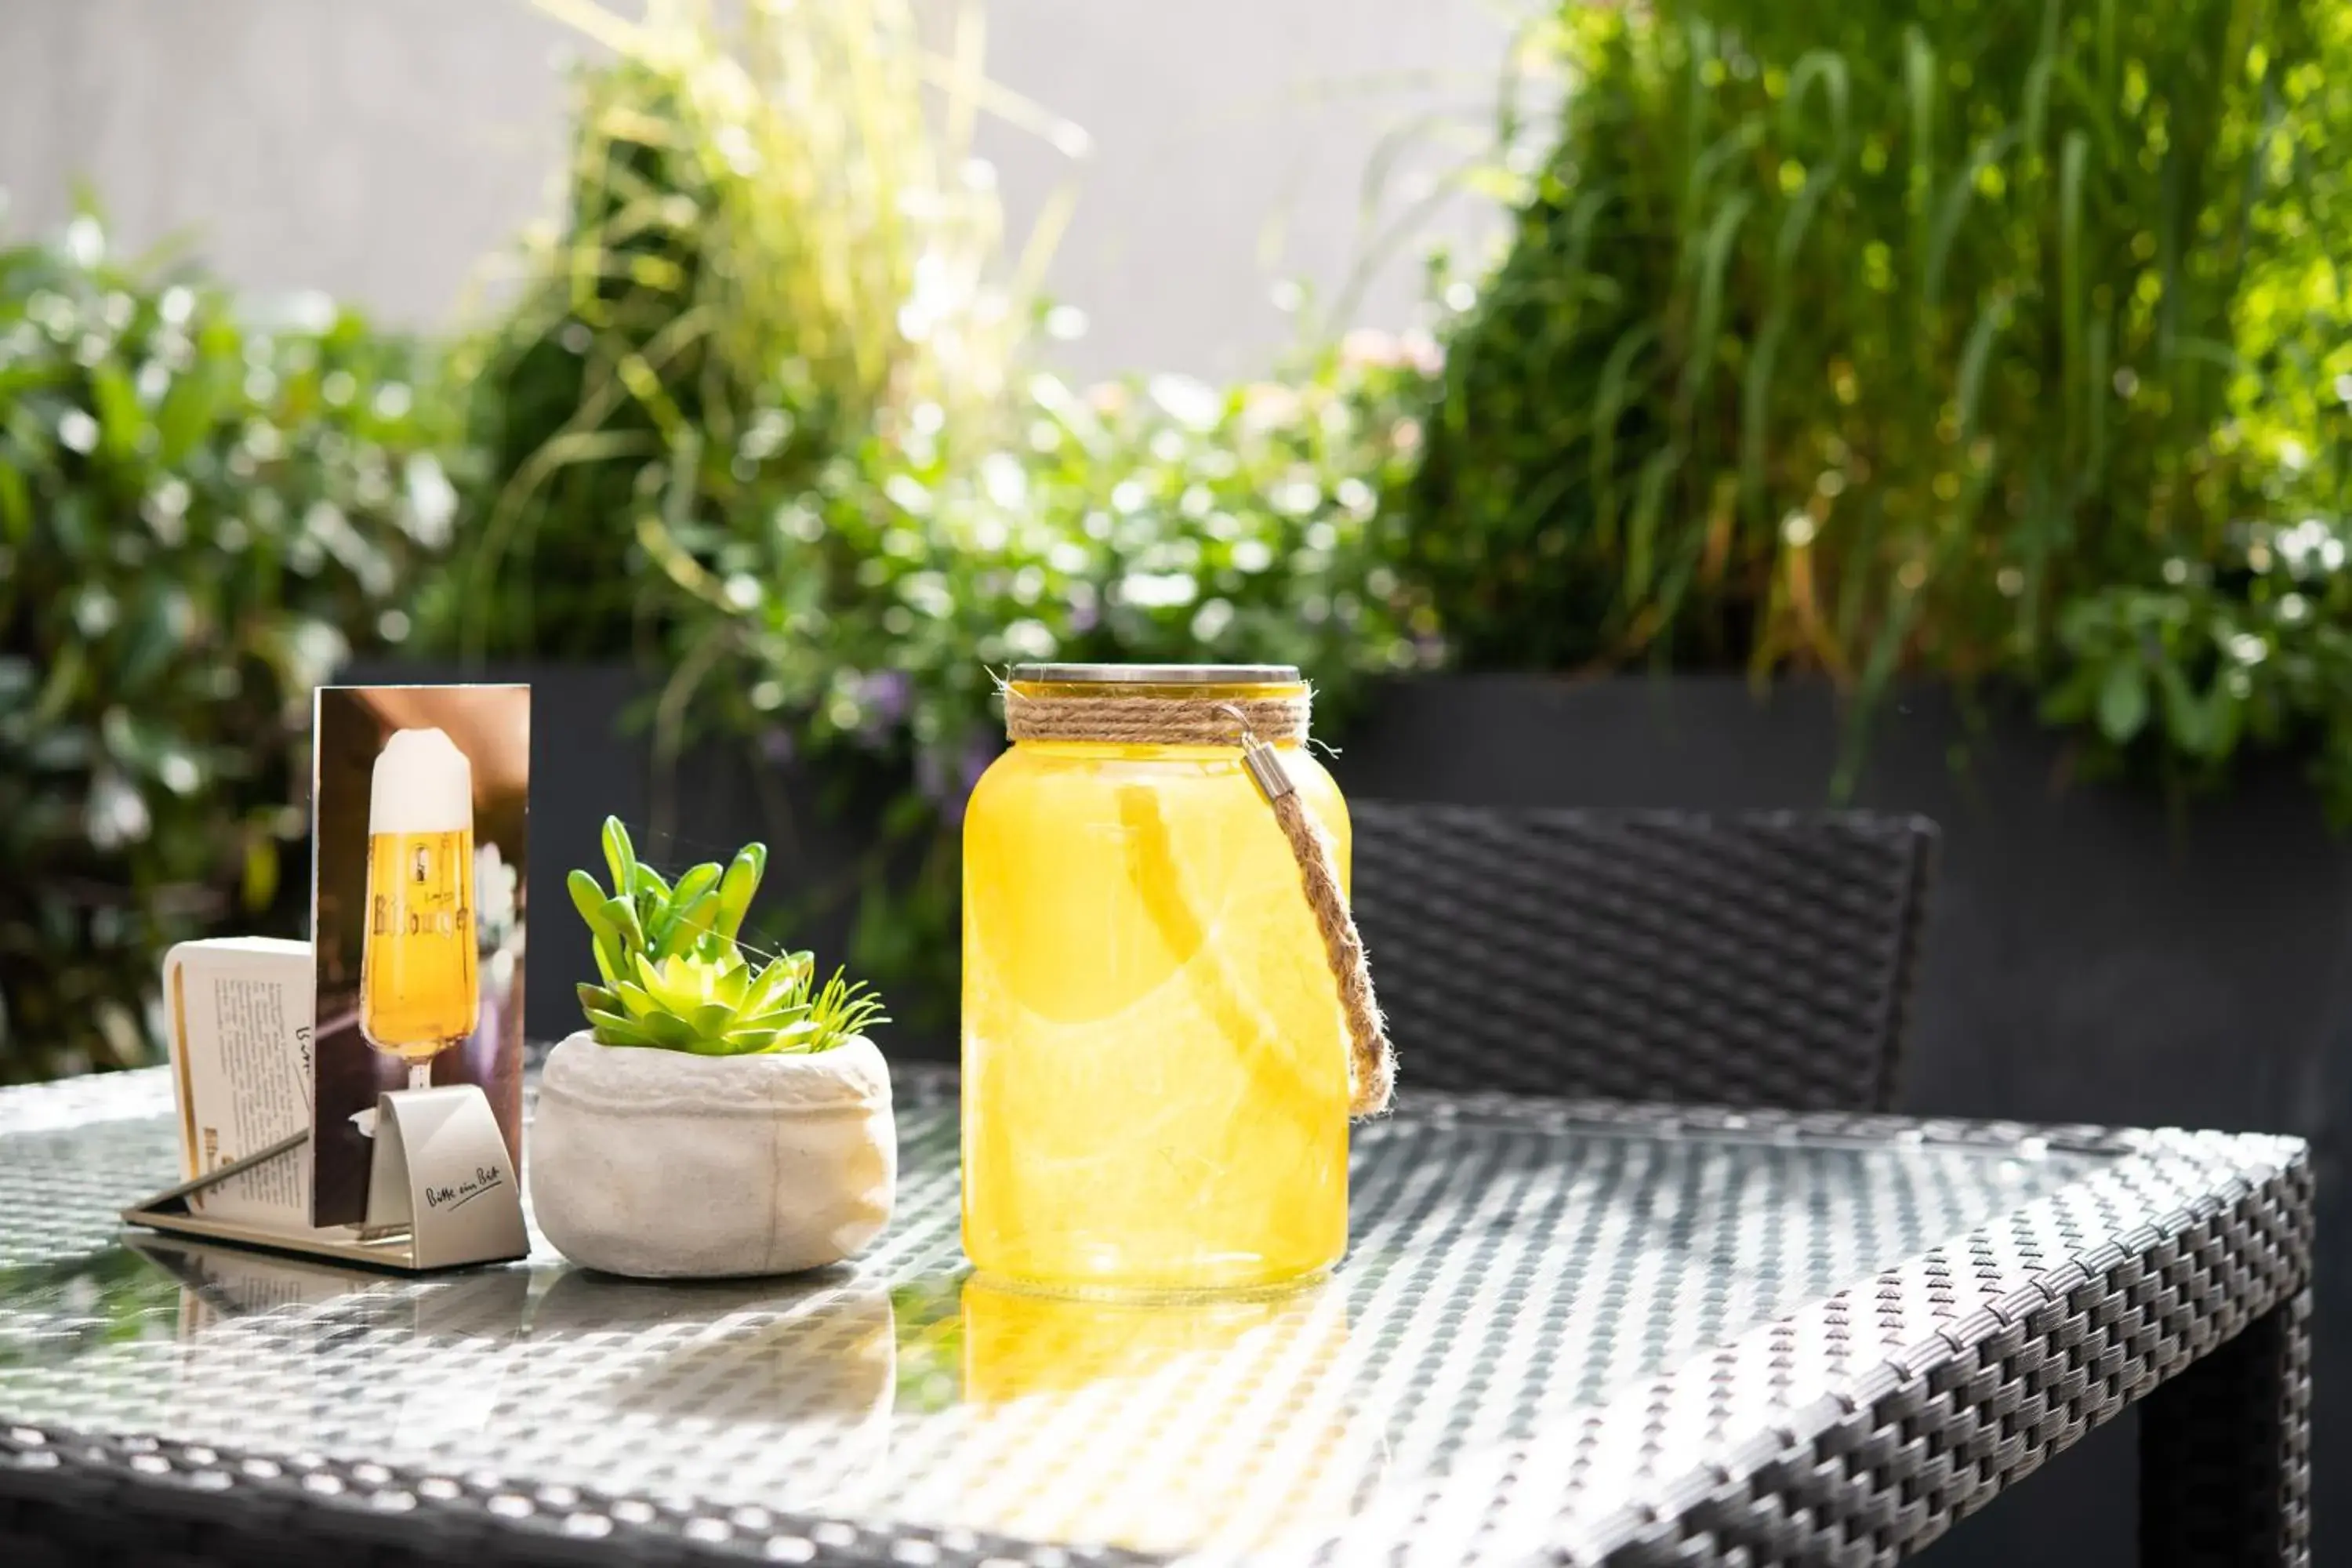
[122,1083,528,1273]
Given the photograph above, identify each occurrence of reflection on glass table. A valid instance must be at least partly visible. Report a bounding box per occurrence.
[0,1073,2115,1560]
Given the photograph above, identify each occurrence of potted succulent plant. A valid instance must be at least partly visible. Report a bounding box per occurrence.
[528,818,895,1279]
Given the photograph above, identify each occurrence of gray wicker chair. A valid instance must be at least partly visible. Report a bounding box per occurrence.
[1349,804,1938,1111]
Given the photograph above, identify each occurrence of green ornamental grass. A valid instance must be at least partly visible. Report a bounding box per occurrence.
[1409,0,2352,805]
[433,0,1080,662]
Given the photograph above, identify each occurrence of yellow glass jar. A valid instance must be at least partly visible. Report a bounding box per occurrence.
[962,663,1351,1295]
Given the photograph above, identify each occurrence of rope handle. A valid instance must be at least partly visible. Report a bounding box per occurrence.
[1222,707,1396,1119]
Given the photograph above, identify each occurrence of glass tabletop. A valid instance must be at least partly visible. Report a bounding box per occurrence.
[0,1070,2111,1559]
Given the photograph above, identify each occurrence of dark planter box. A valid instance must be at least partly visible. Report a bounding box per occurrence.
[1334,674,2346,1140]
[1330,673,2347,1568]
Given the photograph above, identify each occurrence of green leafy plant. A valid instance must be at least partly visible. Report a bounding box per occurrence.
[1403,0,2352,804]
[659,340,1438,1018]
[570,815,885,1054]
[0,206,456,1082]
[424,0,1080,662]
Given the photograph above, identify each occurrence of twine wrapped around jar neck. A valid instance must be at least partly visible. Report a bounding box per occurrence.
[1004,690,1308,747]
[1000,682,1395,1118]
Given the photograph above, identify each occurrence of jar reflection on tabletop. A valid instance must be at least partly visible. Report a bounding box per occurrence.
[960,665,1352,1296]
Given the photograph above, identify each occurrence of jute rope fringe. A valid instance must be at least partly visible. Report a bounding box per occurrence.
[1000,684,1396,1118]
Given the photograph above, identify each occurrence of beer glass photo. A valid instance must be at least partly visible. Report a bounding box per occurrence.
[311,684,529,1228]
[359,728,480,1090]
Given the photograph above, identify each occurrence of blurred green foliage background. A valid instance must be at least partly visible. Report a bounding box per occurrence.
[0,214,456,1078]
[7,0,2352,1076]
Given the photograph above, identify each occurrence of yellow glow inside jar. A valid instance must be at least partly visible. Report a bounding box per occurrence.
[961,671,1351,1295]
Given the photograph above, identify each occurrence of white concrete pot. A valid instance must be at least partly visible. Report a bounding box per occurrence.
[528,1030,895,1279]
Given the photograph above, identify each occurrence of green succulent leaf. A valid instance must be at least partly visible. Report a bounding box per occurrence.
[731,1004,811,1033]
[768,1018,821,1052]
[604,896,645,957]
[668,861,722,915]
[601,817,636,898]
[713,843,767,941]
[568,868,613,928]
[666,889,720,956]
[682,1000,734,1038]
[651,875,723,958]
[573,819,884,1054]
[637,1011,702,1051]
[586,1010,659,1048]
[631,949,677,1006]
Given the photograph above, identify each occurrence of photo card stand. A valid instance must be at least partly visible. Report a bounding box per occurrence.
[122,1083,527,1273]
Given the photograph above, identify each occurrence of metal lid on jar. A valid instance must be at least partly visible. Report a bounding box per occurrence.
[1007,662,1301,685]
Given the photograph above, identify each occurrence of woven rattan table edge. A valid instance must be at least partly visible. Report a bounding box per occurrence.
[0,1421,1160,1567]
[1599,1135,2309,1566]
[0,1069,2314,1568]
[1296,1125,2312,1568]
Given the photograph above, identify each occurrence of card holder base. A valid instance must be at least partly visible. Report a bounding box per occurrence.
[124,1083,528,1273]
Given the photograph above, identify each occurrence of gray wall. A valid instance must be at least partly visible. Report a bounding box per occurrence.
[0,0,1514,379]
